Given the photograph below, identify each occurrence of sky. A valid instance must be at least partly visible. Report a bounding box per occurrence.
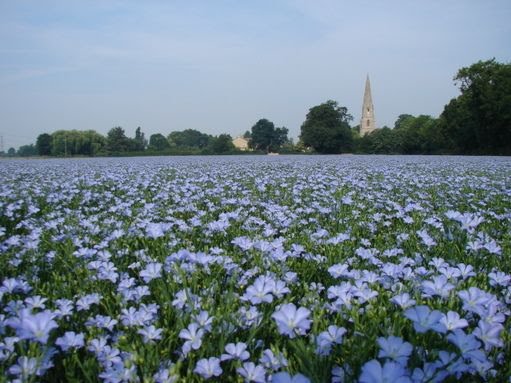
[1,0,510,149]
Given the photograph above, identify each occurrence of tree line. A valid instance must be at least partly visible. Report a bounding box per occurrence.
[29,128,240,157]
[4,123,293,157]
[300,59,511,155]
[4,59,510,157]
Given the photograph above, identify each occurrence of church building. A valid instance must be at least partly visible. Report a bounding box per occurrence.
[360,75,377,136]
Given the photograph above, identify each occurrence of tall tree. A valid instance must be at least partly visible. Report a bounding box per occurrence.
[149,133,170,151]
[106,127,131,153]
[133,127,147,151]
[249,119,288,152]
[250,119,275,152]
[273,127,290,148]
[300,100,353,154]
[36,133,52,156]
[440,59,511,154]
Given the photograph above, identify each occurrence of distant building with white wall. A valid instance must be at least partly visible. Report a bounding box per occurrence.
[232,136,250,151]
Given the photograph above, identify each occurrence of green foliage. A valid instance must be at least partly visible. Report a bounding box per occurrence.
[51,130,106,156]
[17,144,37,156]
[274,127,290,149]
[300,100,353,154]
[168,129,211,149]
[17,59,511,157]
[17,129,244,157]
[250,119,274,152]
[249,119,289,153]
[149,133,170,151]
[354,115,444,154]
[393,114,443,154]
[133,127,147,151]
[356,127,400,154]
[207,133,235,154]
[106,127,132,153]
[439,59,511,155]
[36,133,52,156]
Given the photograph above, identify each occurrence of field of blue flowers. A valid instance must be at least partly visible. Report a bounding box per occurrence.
[0,155,510,382]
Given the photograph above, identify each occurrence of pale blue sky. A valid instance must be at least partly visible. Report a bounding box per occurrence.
[1,0,510,149]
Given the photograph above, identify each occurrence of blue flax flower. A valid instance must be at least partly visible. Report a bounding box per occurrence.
[411,362,448,383]
[99,364,138,383]
[439,311,468,331]
[390,293,416,309]
[24,295,47,310]
[242,276,275,305]
[447,329,486,362]
[138,325,163,343]
[194,357,222,379]
[9,356,39,380]
[271,303,311,338]
[55,331,85,351]
[139,262,163,283]
[192,310,214,332]
[260,349,288,371]
[404,305,446,334]
[473,320,504,351]
[271,371,311,383]
[359,360,411,383]
[377,336,413,366]
[457,287,492,315]
[153,366,179,383]
[7,309,58,344]
[76,293,101,311]
[221,342,250,361]
[316,325,347,356]
[421,275,454,299]
[178,323,204,355]
[237,362,266,383]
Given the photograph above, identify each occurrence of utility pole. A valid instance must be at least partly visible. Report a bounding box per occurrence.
[0,135,4,153]
[64,135,68,157]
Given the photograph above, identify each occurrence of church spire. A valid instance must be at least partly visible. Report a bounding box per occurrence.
[360,75,376,136]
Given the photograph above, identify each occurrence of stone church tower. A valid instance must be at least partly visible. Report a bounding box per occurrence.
[360,75,377,136]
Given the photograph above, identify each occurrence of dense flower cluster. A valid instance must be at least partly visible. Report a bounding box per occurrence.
[0,155,510,382]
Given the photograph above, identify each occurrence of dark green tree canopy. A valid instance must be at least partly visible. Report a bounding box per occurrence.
[250,119,274,152]
[208,134,235,154]
[392,114,441,154]
[249,119,289,152]
[149,133,170,151]
[106,127,132,153]
[300,100,353,154]
[17,144,37,157]
[168,129,211,148]
[439,59,511,154]
[36,133,52,156]
[133,127,147,151]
